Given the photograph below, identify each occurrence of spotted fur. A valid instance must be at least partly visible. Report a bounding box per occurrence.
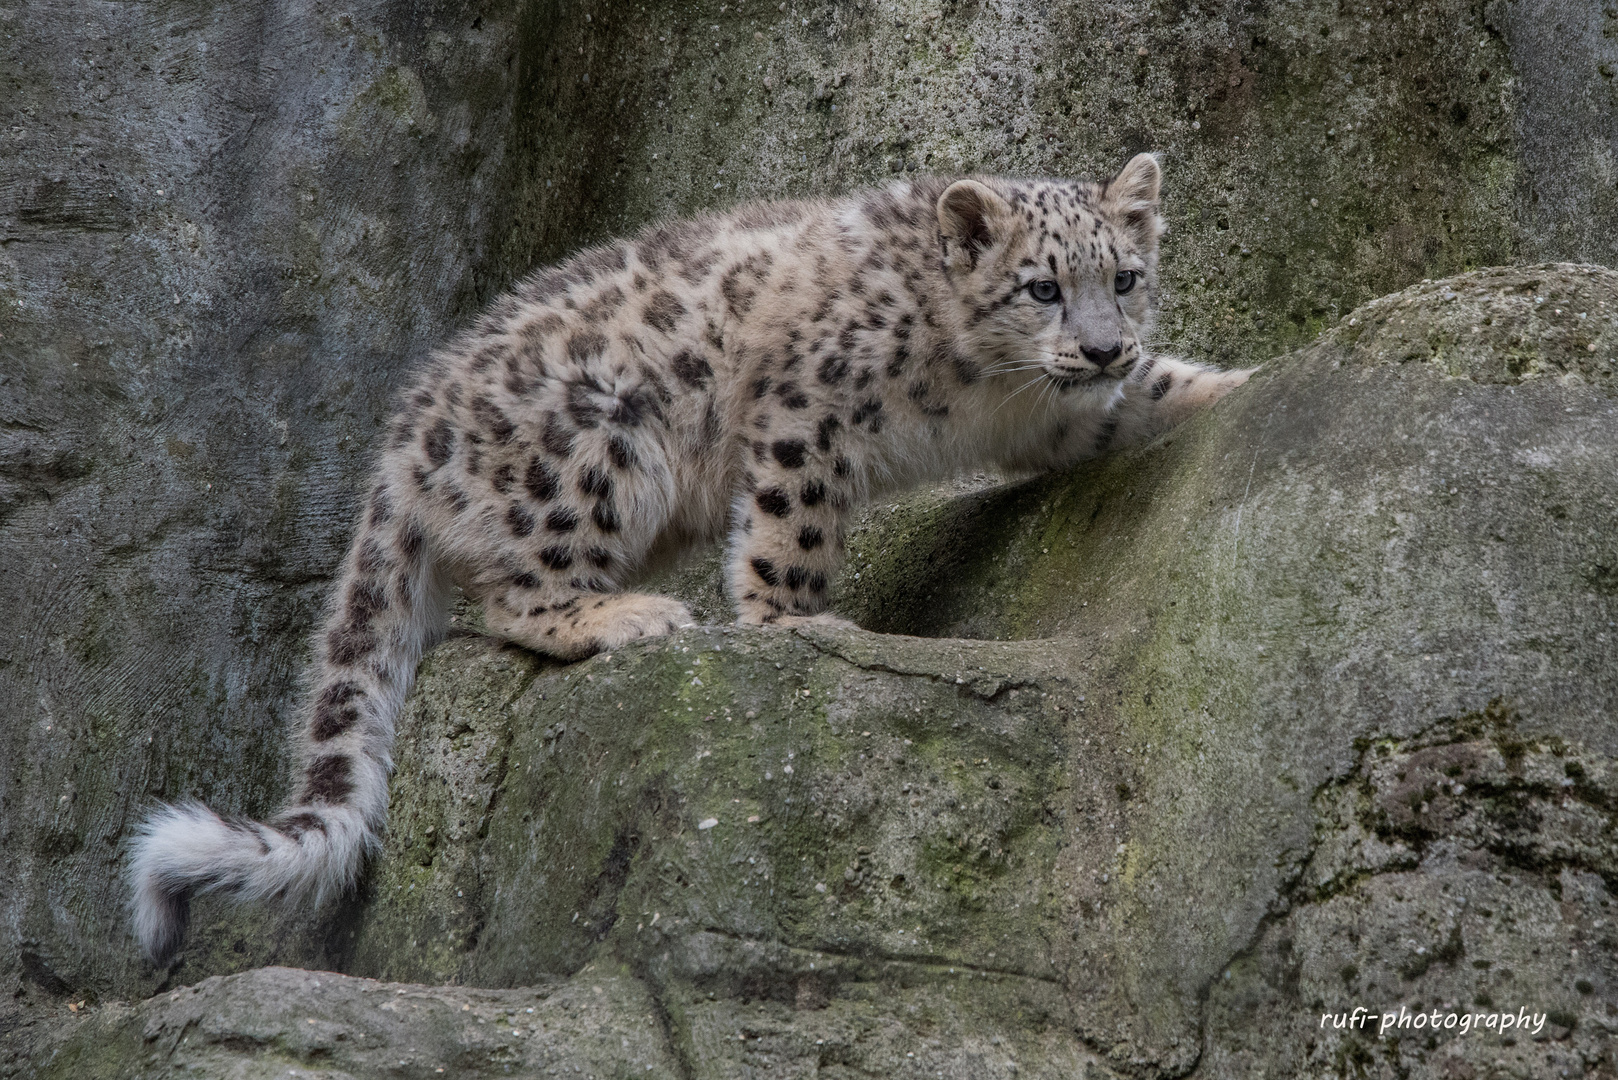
[128,153,1250,963]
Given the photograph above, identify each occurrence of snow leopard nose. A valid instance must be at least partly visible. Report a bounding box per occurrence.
[1081,342,1122,367]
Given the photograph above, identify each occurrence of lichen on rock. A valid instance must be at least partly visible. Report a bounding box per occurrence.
[6,0,1618,1075]
[15,266,1611,1078]
[22,965,681,1079]
[1327,264,1618,388]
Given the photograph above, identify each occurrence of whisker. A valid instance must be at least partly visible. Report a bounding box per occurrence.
[992,377,1040,414]
[980,360,1051,376]
[992,372,1048,416]
[1037,376,1063,413]
[983,369,1049,382]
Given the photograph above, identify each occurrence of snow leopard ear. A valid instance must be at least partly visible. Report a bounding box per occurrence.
[937,180,1015,270]
[1101,153,1165,246]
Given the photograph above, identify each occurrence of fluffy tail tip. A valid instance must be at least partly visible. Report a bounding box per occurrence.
[127,801,225,965]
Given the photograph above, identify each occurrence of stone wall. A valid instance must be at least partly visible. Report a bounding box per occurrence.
[2,0,1616,1074]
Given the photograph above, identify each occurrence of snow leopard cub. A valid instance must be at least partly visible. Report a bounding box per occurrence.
[130,152,1250,962]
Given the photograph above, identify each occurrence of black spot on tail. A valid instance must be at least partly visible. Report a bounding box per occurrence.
[797,526,824,550]
[800,480,826,506]
[326,625,376,666]
[344,579,388,628]
[141,883,192,966]
[399,522,425,564]
[541,545,575,570]
[311,681,363,741]
[547,507,579,533]
[751,557,780,586]
[301,755,354,805]
[592,502,621,533]
[275,811,328,839]
[355,538,389,575]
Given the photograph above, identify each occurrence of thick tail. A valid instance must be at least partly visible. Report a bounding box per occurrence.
[130,492,447,964]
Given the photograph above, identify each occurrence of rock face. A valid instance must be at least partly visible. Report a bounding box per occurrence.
[19,965,683,1079]
[7,266,1616,1077]
[4,0,1618,1074]
[1,0,536,1003]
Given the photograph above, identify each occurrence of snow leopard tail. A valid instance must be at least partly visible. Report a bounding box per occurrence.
[130,490,449,964]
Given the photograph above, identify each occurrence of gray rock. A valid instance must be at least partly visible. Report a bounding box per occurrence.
[4,0,1618,1074]
[349,265,1618,1079]
[1204,715,1617,1077]
[1,0,534,999]
[9,267,1611,1078]
[16,964,681,1079]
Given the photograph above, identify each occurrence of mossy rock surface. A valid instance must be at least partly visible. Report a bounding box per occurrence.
[5,0,1618,1007]
[6,0,1618,1073]
[10,268,1613,1079]
[17,965,681,1079]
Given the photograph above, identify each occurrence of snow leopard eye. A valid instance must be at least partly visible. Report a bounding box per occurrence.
[1028,280,1060,303]
[1114,270,1138,294]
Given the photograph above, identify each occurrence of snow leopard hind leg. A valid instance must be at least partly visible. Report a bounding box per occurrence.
[417,354,696,662]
